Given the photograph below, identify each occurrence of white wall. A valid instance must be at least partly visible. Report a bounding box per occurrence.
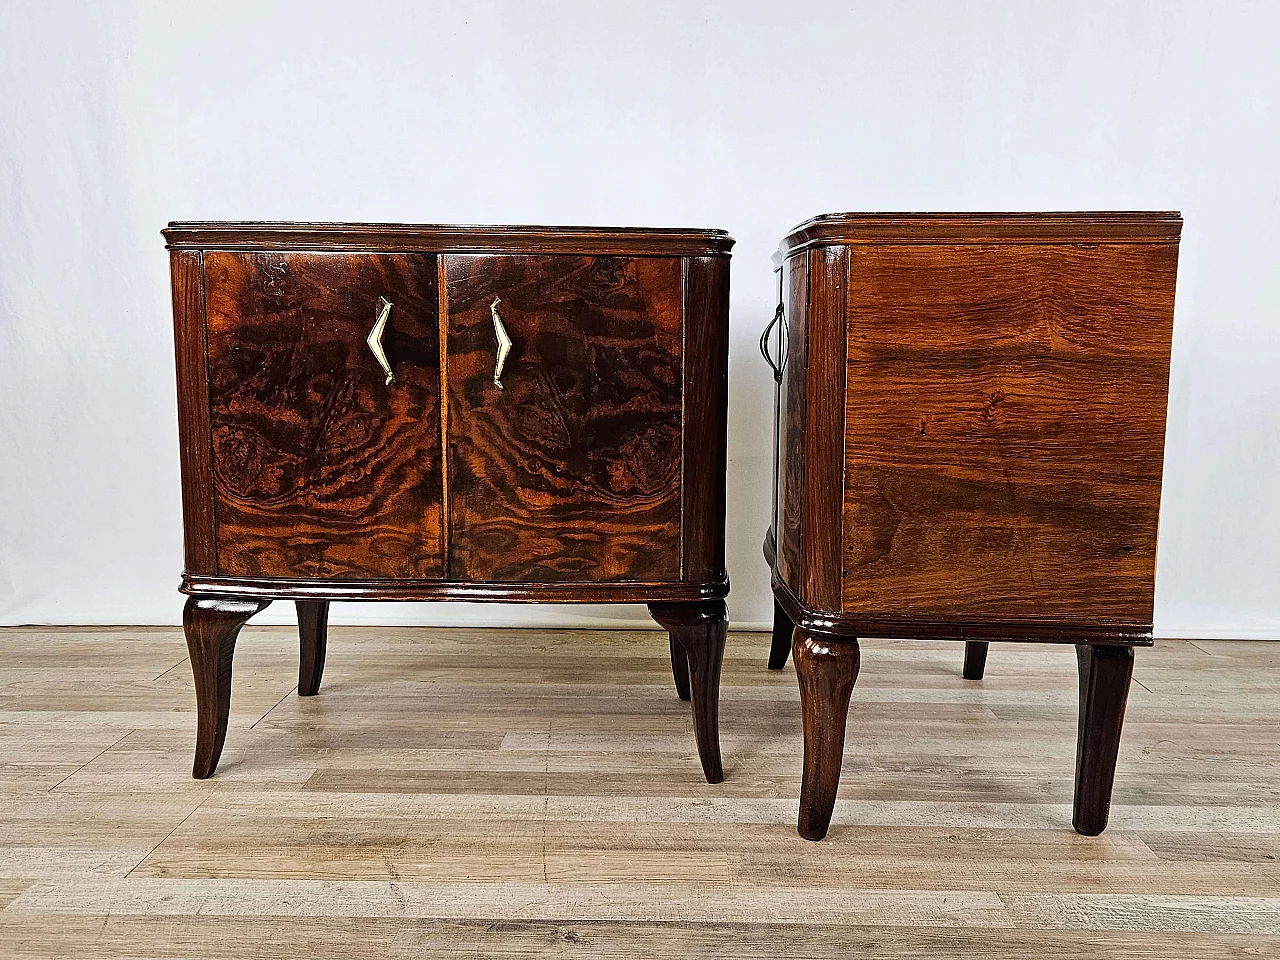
[1,1,1277,636]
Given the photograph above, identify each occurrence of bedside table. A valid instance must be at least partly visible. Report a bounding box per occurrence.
[760,212,1181,838]
[165,222,731,783]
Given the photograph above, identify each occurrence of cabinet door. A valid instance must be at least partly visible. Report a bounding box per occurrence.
[444,254,683,582]
[204,251,443,580]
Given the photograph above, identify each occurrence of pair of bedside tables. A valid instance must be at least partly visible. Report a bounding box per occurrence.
[165,213,1181,840]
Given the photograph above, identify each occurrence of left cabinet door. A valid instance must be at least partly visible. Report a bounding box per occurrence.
[203,251,444,580]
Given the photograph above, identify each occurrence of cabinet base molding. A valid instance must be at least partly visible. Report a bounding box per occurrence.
[181,575,729,604]
[770,575,1153,646]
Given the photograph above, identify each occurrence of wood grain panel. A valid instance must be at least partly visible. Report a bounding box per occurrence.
[775,252,809,592]
[203,251,443,580]
[680,256,730,583]
[444,254,683,582]
[840,242,1179,622]
[801,246,850,612]
[169,251,217,574]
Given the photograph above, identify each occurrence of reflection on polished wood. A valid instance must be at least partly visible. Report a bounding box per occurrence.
[2,625,1279,957]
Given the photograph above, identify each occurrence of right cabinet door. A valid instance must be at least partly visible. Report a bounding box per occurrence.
[443,254,684,582]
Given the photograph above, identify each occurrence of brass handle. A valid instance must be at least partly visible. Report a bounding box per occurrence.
[759,303,787,383]
[490,297,513,390]
[367,296,395,386]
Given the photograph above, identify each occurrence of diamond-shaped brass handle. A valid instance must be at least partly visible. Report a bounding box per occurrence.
[490,298,513,391]
[366,296,395,386]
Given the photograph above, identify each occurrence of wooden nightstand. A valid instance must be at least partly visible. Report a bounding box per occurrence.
[760,212,1181,839]
[166,222,731,783]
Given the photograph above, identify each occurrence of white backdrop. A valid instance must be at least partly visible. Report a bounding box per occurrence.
[1,1,1277,636]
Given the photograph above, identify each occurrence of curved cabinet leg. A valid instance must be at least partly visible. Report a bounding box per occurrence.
[296,600,329,697]
[183,596,270,779]
[649,600,727,784]
[1073,643,1135,835]
[767,599,794,670]
[793,628,860,841]
[962,641,989,680]
[668,635,691,701]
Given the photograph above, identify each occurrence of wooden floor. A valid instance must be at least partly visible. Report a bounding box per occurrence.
[1,626,1279,958]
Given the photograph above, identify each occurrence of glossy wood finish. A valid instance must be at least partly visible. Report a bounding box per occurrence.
[770,213,1180,627]
[963,641,989,680]
[779,211,1183,255]
[775,252,808,590]
[204,251,443,580]
[766,213,1180,839]
[680,257,731,581]
[183,596,271,778]
[1074,643,1135,836]
[800,245,849,613]
[792,629,861,840]
[648,601,727,784]
[164,222,734,256]
[295,600,329,697]
[167,222,732,779]
[444,254,683,583]
[771,569,1153,645]
[181,574,726,604]
[169,250,217,574]
[840,241,1177,622]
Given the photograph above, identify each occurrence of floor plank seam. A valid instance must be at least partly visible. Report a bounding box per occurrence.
[249,686,300,730]
[122,789,217,880]
[46,728,137,794]
[152,657,189,682]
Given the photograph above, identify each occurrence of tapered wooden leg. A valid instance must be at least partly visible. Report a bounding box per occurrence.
[1073,643,1135,836]
[793,628,860,841]
[768,599,794,670]
[296,600,329,697]
[649,600,727,784]
[962,641,989,680]
[183,596,270,779]
[668,635,691,701]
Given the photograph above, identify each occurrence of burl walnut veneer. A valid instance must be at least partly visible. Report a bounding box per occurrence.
[760,212,1182,839]
[165,222,731,781]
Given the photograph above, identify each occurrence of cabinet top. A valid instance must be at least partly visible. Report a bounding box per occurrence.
[776,211,1182,262]
[163,221,734,256]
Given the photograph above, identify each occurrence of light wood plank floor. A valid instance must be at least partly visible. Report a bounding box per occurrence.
[1,625,1278,957]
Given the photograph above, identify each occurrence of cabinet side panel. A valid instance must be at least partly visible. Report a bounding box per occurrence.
[840,241,1179,622]
[171,249,217,575]
[776,253,809,592]
[681,256,730,582]
[801,245,850,612]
